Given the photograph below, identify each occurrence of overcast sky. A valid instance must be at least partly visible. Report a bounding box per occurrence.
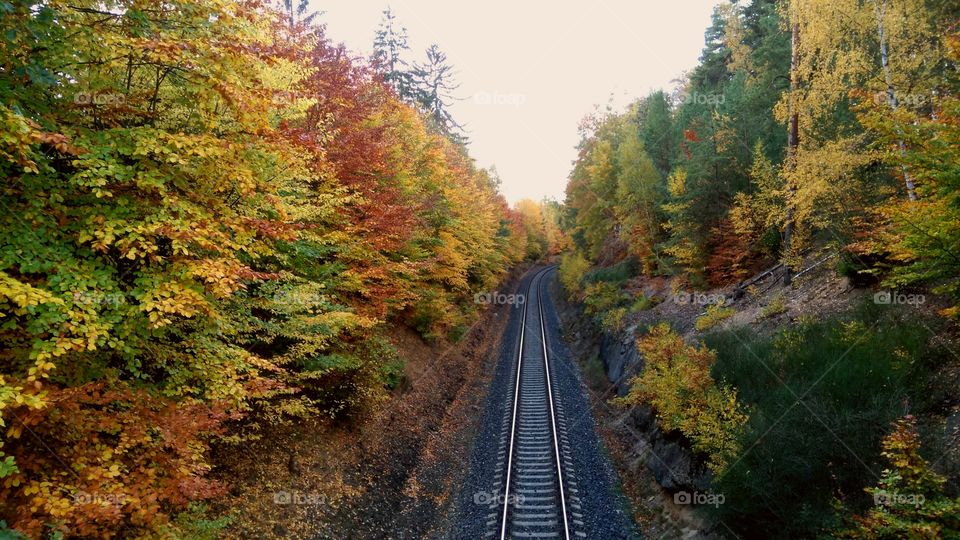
[314,0,724,203]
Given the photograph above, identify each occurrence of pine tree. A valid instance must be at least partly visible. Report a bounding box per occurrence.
[281,0,321,29]
[372,8,415,100]
[411,44,466,143]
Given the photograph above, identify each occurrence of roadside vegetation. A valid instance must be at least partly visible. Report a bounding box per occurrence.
[558,1,960,537]
[0,1,559,537]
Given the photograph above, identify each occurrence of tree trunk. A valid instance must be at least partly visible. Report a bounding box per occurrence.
[782,21,800,286]
[874,0,917,201]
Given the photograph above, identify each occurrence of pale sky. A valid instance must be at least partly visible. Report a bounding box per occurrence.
[314,1,725,203]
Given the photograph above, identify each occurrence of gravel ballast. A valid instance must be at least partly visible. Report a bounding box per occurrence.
[447,267,639,539]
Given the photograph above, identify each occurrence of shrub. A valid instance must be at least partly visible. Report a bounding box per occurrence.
[629,295,654,313]
[600,306,628,333]
[758,293,787,318]
[616,323,748,474]
[695,302,736,331]
[2,383,229,538]
[705,306,948,538]
[839,416,960,538]
[582,281,630,321]
[582,257,638,285]
[164,503,233,540]
[559,251,591,298]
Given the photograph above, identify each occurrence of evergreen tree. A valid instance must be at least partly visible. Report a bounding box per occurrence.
[281,0,321,29]
[641,91,677,178]
[372,8,415,100]
[411,44,467,143]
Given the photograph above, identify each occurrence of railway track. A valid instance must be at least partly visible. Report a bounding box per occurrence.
[486,267,585,539]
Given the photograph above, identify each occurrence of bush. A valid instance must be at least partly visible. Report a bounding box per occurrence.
[839,416,960,539]
[559,251,591,298]
[758,293,787,318]
[616,323,748,474]
[582,282,630,320]
[599,306,628,332]
[695,302,736,331]
[2,383,229,538]
[705,306,947,538]
[629,295,654,313]
[582,257,638,285]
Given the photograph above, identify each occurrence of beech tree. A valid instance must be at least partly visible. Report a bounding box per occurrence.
[0,1,525,535]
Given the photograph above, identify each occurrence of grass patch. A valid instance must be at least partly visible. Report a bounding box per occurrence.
[629,295,654,313]
[695,302,736,331]
[758,293,786,318]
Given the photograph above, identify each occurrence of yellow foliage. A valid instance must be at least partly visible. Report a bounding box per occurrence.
[695,302,736,331]
[617,324,747,474]
[558,251,591,298]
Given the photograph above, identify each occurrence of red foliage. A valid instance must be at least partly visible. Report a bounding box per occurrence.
[297,34,418,252]
[2,383,233,537]
[704,218,763,286]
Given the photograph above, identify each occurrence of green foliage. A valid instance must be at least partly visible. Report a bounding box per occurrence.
[629,295,654,313]
[582,282,630,322]
[599,307,628,333]
[616,323,748,474]
[857,29,960,317]
[757,292,787,318]
[614,112,665,273]
[706,306,948,538]
[564,104,667,266]
[730,141,786,261]
[0,522,24,540]
[839,416,960,539]
[0,0,525,536]
[582,258,638,285]
[0,457,16,479]
[659,168,708,281]
[164,503,233,540]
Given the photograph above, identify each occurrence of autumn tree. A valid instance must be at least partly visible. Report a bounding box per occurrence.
[0,1,525,536]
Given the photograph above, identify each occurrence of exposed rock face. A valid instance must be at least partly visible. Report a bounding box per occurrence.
[598,330,638,395]
[597,325,711,494]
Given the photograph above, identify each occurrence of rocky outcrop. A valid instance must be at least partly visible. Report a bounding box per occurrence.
[598,325,711,494]
[598,330,640,395]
